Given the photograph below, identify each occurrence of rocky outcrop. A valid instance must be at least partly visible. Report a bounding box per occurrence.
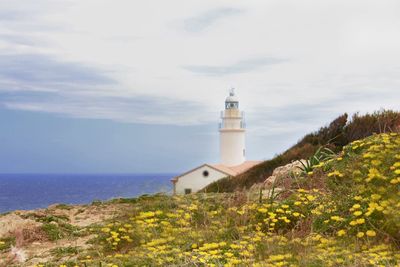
[263,160,305,187]
[249,160,305,199]
[0,202,133,266]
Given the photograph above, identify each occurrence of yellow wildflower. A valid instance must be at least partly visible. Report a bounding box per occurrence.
[258,208,268,213]
[371,160,382,166]
[306,195,316,201]
[353,211,363,216]
[366,230,376,237]
[349,220,358,226]
[356,218,365,224]
[371,194,382,200]
[331,215,344,221]
[357,232,365,238]
[328,170,344,177]
[337,229,346,237]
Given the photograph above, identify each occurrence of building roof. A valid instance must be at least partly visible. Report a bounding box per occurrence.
[225,88,239,102]
[171,161,262,183]
[211,161,262,176]
[225,95,239,103]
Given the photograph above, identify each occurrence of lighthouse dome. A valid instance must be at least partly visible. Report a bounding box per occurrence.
[224,89,239,109]
[225,95,239,103]
[225,88,239,103]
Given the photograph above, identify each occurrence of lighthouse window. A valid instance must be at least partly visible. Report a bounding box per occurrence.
[203,170,209,177]
[226,102,238,109]
[184,188,192,194]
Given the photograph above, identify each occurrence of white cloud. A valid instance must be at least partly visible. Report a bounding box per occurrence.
[182,57,286,76]
[183,7,244,32]
[0,0,399,130]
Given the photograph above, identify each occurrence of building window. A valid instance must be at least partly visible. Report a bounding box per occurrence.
[203,170,209,177]
[184,188,192,195]
[243,149,246,156]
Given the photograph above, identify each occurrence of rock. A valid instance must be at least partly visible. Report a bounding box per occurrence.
[272,160,305,177]
[10,246,27,263]
[263,176,277,187]
[0,213,41,237]
[263,160,305,188]
[262,187,284,198]
[250,160,305,197]
[248,160,306,200]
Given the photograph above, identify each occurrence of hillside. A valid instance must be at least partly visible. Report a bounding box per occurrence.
[203,110,400,193]
[1,133,400,266]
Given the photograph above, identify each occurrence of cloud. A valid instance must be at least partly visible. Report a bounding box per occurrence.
[0,0,399,129]
[0,54,115,92]
[0,0,400,171]
[182,57,286,76]
[184,7,244,32]
[0,34,37,46]
[1,92,209,125]
[0,10,23,21]
[247,87,399,139]
[0,53,211,125]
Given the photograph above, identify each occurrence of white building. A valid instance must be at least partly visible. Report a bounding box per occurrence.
[171,89,262,194]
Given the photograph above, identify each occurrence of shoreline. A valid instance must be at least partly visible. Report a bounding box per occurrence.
[0,173,174,214]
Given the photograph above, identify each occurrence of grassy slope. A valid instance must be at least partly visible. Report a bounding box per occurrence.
[204,110,400,193]
[8,133,400,266]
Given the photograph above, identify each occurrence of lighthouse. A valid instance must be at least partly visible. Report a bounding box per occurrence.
[219,89,246,166]
[171,88,261,194]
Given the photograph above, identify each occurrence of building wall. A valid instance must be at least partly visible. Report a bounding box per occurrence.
[221,109,242,129]
[175,165,228,194]
[220,130,246,166]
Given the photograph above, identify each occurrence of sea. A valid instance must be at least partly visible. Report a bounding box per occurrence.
[0,173,175,214]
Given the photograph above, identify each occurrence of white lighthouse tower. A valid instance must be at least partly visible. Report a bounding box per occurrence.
[219,89,246,166]
[171,88,261,195]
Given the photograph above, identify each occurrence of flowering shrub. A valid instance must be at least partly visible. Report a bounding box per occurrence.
[33,133,400,266]
[313,133,400,241]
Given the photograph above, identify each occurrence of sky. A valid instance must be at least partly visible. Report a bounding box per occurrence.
[0,0,400,173]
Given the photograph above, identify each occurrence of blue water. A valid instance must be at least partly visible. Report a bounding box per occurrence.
[0,173,175,213]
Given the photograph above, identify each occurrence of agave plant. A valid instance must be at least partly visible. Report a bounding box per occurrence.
[298,146,336,174]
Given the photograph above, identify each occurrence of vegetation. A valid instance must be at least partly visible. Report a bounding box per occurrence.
[2,110,400,266]
[0,237,15,252]
[40,222,82,242]
[297,146,336,175]
[50,246,79,258]
[25,133,400,266]
[24,213,84,241]
[204,110,400,192]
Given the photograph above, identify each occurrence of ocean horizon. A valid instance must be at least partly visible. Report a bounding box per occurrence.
[0,173,176,213]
